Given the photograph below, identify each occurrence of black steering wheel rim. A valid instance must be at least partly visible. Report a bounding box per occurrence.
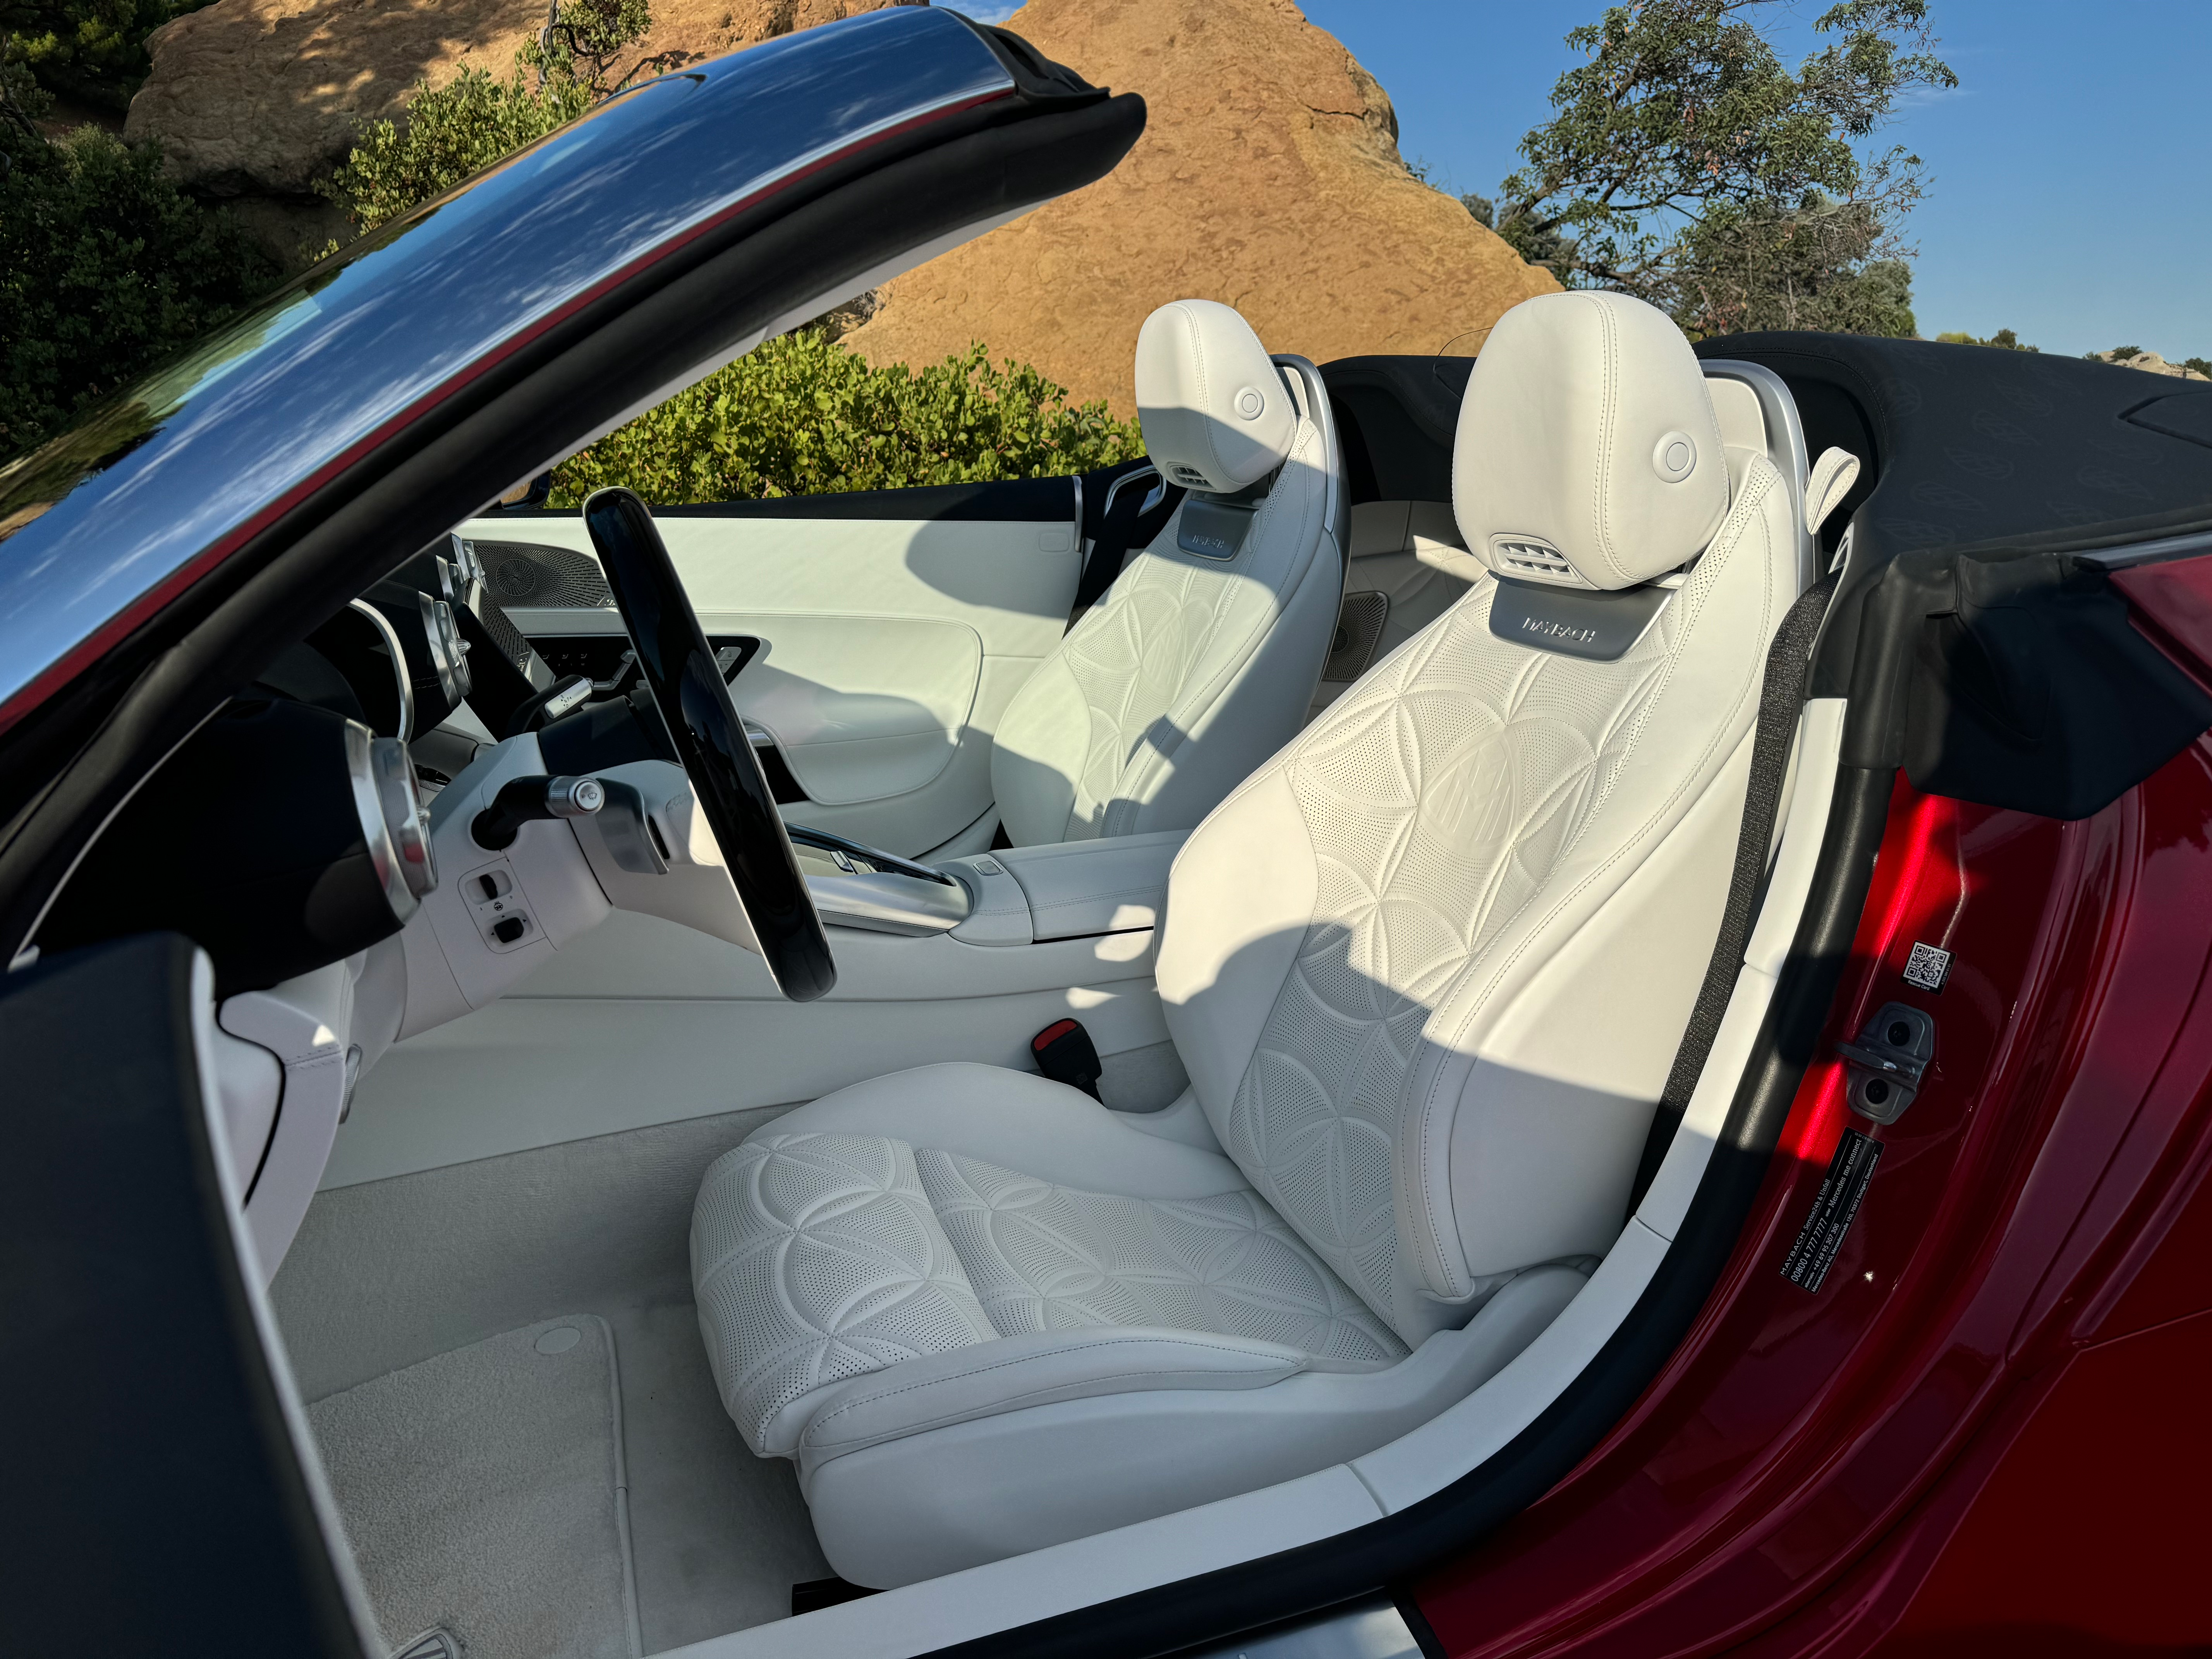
[582,487,836,1001]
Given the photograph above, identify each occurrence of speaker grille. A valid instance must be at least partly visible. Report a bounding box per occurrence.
[474,541,615,609]
[1322,590,1389,683]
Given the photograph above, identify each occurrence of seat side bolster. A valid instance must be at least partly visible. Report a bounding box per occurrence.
[1108,416,1334,836]
[1121,516,1345,839]
[991,652,1089,847]
[1158,767,1321,1126]
[796,1326,1312,1460]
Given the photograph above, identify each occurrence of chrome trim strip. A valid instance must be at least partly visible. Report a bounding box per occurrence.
[347,598,415,742]
[1701,358,1817,593]
[1181,1597,1422,1659]
[419,593,471,704]
[2075,529,2212,571]
[374,736,438,901]
[0,7,1015,733]
[1071,471,1084,573]
[805,868,971,935]
[344,720,419,923]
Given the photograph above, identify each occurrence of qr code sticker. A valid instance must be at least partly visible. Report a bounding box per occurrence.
[1902,941,1952,992]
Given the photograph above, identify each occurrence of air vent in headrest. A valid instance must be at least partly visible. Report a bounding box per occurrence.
[1490,538,1585,586]
[1136,299,1298,494]
[1455,292,1728,591]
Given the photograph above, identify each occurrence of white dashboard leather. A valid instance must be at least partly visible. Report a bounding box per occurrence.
[486,507,1083,857]
[688,290,1800,1586]
[712,613,981,806]
[992,331,1343,848]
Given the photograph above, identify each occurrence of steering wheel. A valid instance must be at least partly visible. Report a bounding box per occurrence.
[582,488,836,1001]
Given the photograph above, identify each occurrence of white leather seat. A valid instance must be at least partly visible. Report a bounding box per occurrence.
[989,299,1346,847]
[691,291,1802,1587]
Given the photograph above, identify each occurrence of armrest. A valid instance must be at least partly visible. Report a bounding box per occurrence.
[946,830,1186,946]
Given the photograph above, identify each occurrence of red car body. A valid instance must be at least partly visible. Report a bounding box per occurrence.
[1417,560,2212,1657]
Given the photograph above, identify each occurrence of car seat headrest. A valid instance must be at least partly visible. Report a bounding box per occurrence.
[1135,299,1298,495]
[1452,291,1729,591]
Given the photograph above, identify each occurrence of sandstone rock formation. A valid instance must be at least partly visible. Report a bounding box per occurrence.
[2092,349,2209,381]
[125,0,1556,383]
[125,0,917,199]
[842,0,1558,414]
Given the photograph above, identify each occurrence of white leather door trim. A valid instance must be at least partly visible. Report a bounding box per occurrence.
[458,510,1080,854]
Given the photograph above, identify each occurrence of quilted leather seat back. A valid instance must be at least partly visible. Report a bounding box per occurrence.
[990,308,1345,848]
[1156,293,1801,1345]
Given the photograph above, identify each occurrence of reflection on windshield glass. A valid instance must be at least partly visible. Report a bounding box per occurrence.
[0,293,325,545]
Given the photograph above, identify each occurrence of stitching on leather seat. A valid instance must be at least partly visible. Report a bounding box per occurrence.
[800,1334,1301,1448]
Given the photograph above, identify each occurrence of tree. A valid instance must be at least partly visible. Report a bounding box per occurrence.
[1491,0,1955,338]
[2,0,213,111]
[1669,194,1915,335]
[0,65,275,460]
[320,0,691,233]
[1936,328,2036,352]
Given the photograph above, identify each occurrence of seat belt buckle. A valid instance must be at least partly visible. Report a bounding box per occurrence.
[1030,1018,1103,1100]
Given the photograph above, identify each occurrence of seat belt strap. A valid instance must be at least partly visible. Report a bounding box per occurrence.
[1627,573,1839,1212]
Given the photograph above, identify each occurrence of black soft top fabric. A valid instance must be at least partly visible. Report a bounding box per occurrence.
[1696,333,2212,548]
[1696,335,2212,817]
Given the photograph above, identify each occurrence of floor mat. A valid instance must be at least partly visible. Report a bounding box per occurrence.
[310,1316,642,1659]
[610,1302,831,1651]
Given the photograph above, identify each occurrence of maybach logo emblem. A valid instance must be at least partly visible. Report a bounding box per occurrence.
[1519,615,1601,646]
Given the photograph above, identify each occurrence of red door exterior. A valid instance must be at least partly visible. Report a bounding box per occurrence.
[1412,562,2212,1656]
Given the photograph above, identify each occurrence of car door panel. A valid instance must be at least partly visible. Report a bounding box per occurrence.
[462,479,1081,854]
[694,613,981,804]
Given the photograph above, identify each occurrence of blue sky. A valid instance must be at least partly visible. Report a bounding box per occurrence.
[1295,0,2212,359]
[970,2,2210,359]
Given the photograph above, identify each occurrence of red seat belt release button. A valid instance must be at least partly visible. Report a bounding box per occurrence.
[1030,1018,1103,1101]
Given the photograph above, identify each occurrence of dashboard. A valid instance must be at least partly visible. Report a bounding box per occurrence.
[32,534,755,1284]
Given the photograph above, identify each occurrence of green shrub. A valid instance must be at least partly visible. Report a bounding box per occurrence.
[317,0,1139,501]
[320,63,591,234]
[0,95,276,459]
[548,331,1143,504]
[319,0,670,234]
[1937,328,2037,352]
[3,0,214,110]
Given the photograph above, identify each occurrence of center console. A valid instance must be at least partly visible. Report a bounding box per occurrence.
[790,825,1184,947]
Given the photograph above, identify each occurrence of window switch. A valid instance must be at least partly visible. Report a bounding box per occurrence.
[491,916,528,945]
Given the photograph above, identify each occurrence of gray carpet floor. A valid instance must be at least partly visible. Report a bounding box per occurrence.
[608,1304,830,1652]
[311,1316,642,1659]
[281,1111,833,1653]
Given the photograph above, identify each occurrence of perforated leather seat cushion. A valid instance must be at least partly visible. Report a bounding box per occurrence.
[692,1073,1403,1458]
